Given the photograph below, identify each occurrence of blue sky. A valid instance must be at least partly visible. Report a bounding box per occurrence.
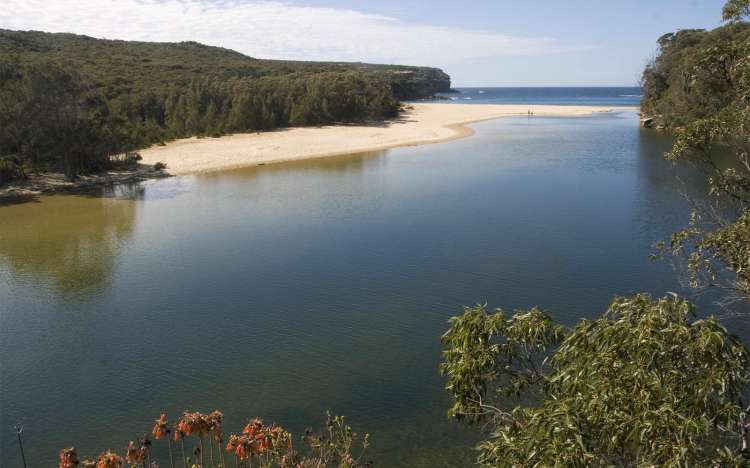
[3,0,728,86]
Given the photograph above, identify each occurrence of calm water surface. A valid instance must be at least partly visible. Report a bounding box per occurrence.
[1,110,736,466]
[434,87,642,106]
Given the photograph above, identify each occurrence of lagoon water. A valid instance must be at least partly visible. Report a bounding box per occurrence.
[0,108,734,466]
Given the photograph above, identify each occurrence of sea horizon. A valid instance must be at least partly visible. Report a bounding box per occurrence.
[432,86,643,107]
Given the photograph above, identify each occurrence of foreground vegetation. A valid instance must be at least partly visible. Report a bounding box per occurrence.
[0,30,449,182]
[442,294,750,465]
[440,1,750,465]
[8,2,750,466]
[54,411,370,468]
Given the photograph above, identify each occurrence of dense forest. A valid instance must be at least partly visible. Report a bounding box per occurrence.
[641,18,750,129]
[0,30,450,182]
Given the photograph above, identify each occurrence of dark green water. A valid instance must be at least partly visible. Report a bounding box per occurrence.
[0,110,728,466]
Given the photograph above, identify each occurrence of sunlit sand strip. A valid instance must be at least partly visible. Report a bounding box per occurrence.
[140,103,614,175]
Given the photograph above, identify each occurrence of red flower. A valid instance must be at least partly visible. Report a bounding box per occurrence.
[242,418,264,437]
[152,413,169,440]
[177,411,210,437]
[225,434,239,453]
[239,435,256,459]
[95,451,124,468]
[59,447,80,468]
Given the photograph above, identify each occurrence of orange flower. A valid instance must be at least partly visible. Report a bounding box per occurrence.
[81,459,96,468]
[226,433,257,460]
[152,413,169,440]
[177,411,210,437]
[237,435,255,460]
[95,451,124,468]
[126,441,144,465]
[59,447,80,468]
[242,418,264,437]
[225,434,239,452]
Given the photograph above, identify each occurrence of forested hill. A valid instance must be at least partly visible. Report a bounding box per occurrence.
[0,29,450,181]
[0,30,451,101]
[640,21,750,129]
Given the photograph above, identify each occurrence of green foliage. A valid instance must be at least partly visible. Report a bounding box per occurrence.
[725,0,750,22]
[668,208,750,301]
[0,29,451,181]
[641,25,750,129]
[301,412,371,467]
[643,2,750,308]
[0,29,449,102]
[441,294,750,466]
[444,3,750,465]
[0,57,116,178]
[440,306,565,423]
[0,155,25,184]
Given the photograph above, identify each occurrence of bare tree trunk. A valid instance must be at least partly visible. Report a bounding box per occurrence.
[15,425,27,468]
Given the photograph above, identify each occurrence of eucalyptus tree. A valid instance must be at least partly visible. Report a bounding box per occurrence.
[441,294,750,466]
[640,0,750,309]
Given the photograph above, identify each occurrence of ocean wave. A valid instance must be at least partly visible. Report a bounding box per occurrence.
[619,94,643,97]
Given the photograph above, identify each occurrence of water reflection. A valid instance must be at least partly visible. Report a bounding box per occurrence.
[0,192,138,295]
[0,112,723,467]
[195,150,388,186]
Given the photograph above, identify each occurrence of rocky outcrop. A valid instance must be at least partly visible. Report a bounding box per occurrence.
[640,116,655,128]
[384,67,452,100]
[640,115,667,130]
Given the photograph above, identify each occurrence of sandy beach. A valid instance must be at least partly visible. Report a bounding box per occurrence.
[140,103,613,175]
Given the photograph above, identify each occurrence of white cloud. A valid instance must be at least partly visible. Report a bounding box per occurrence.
[1,0,592,69]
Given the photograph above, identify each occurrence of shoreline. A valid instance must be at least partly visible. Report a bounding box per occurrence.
[0,103,618,203]
[0,166,168,205]
[139,103,615,176]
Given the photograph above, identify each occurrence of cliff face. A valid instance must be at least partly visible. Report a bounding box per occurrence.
[384,67,452,100]
[304,62,452,100]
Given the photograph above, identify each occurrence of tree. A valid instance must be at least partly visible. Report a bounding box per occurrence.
[724,0,750,22]
[0,57,114,179]
[641,1,750,310]
[0,31,404,182]
[448,2,750,463]
[660,105,750,306]
[441,294,750,466]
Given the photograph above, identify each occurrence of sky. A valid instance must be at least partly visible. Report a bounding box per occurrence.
[2,0,729,86]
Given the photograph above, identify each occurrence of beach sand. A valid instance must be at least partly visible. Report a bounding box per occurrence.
[140,103,613,175]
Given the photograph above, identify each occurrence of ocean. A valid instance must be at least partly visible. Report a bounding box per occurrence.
[432,86,642,107]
